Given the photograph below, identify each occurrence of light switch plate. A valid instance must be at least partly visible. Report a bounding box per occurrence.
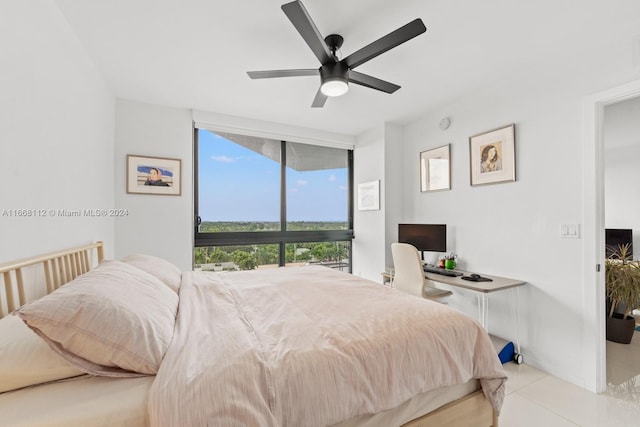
[560,223,581,239]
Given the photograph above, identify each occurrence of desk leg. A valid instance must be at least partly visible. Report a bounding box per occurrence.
[477,293,488,330]
[513,287,523,364]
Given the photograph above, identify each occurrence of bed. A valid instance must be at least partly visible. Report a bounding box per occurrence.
[0,241,506,427]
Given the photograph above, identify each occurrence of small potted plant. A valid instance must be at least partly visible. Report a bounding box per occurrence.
[605,243,640,344]
[443,252,458,270]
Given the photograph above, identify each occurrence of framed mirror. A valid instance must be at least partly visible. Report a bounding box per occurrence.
[420,144,450,192]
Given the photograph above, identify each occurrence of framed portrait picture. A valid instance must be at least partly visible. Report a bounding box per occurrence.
[126,154,182,196]
[420,144,450,192]
[357,180,380,211]
[469,124,515,186]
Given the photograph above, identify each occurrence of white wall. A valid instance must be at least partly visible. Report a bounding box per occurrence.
[402,83,582,386]
[400,61,640,387]
[115,102,356,270]
[352,123,405,282]
[383,124,404,268]
[604,96,640,254]
[114,99,193,269]
[0,0,115,262]
[353,126,386,281]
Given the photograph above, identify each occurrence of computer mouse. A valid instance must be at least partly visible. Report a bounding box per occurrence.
[470,273,481,279]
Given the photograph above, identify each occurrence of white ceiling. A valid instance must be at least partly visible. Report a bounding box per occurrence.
[53,0,638,136]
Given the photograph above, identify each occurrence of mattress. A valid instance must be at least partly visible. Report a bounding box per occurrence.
[0,374,477,427]
[333,380,479,427]
[0,375,153,427]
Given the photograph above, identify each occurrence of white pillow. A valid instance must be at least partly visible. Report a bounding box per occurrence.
[0,314,83,393]
[121,254,181,293]
[16,260,178,377]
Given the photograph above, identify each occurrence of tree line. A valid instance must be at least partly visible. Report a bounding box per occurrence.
[194,241,349,271]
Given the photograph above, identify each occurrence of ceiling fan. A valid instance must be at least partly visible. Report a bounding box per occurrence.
[247,0,427,108]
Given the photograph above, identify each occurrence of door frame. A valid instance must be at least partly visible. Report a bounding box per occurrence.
[583,79,640,393]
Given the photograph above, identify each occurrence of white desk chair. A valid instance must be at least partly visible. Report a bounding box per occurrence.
[391,243,452,301]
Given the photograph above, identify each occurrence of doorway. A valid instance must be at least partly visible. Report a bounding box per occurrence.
[584,79,640,393]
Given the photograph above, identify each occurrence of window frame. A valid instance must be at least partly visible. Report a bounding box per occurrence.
[193,126,354,270]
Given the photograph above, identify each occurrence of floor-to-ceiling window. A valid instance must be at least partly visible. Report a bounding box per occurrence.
[194,128,353,271]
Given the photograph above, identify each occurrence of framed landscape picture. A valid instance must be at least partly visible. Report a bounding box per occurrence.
[420,144,450,192]
[469,124,515,186]
[126,154,181,196]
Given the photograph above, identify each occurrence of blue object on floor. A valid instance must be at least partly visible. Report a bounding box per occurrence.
[497,341,515,364]
[635,325,640,332]
[490,334,515,364]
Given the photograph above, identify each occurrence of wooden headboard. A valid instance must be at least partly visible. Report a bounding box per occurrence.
[0,241,104,317]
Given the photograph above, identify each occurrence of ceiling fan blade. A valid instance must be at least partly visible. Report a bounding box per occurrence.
[311,88,328,108]
[348,71,400,94]
[281,1,333,65]
[343,18,426,70]
[247,69,319,79]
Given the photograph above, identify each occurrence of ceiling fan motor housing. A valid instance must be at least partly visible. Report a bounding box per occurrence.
[320,61,349,82]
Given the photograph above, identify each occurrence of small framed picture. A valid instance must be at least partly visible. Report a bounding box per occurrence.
[469,124,515,186]
[357,180,380,211]
[420,144,451,192]
[126,154,181,196]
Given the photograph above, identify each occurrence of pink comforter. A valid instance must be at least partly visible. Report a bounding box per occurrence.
[148,266,506,426]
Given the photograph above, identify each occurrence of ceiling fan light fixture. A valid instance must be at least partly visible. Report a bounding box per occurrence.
[320,77,349,97]
[319,61,349,97]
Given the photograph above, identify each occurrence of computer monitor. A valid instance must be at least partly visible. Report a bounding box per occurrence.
[605,228,633,258]
[398,224,447,257]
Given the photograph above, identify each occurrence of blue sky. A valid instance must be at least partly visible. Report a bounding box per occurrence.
[198,131,348,222]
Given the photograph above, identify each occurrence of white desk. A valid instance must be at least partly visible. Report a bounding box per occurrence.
[424,270,524,327]
[424,269,526,364]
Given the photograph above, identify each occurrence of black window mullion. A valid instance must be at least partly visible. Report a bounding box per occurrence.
[279,140,287,266]
[348,149,354,272]
[193,125,200,235]
[194,230,354,247]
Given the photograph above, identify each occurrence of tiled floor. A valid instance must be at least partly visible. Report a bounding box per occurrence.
[499,331,640,426]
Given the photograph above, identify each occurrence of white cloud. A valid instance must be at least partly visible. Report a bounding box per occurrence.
[297,179,308,187]
[211,155,234,163]
[328,174,336,182]
[339,185,348,191]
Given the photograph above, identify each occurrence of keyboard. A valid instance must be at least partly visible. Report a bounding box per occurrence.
[423,265,463,277]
